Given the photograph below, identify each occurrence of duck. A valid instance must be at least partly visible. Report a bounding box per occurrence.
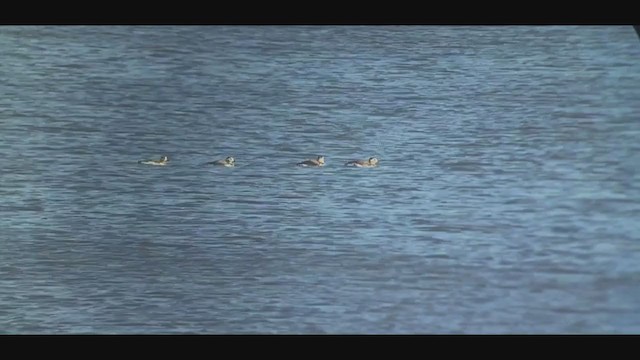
[139,155,169,166]
[297,155,326,167]
[206,156,235,167]
[345,157,379,168]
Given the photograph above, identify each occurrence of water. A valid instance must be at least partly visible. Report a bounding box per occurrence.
[1,26,639,334]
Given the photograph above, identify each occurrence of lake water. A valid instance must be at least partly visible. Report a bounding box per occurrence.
[1,25,639,334]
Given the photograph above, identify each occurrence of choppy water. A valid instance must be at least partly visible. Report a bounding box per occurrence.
[1,26,639,334]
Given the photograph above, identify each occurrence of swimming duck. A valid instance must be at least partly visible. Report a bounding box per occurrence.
[297,155,325,167]
[139,155,169,166]
[207,156,235,167]
[345,157,379,168]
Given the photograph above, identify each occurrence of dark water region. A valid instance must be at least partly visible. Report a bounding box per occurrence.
[1,26,639,333]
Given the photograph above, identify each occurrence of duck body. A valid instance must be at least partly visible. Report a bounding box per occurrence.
[139,156,169,166]
[297,155,326,167]
[207,156,235,167]
[345,157,379,168]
